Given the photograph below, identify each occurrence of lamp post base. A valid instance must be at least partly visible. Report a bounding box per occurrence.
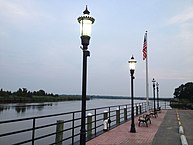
[130,124,136,133]
[80,128,86,145]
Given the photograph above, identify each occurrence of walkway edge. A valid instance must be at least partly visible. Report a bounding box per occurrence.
[176,110,189,145]
[180,135,188,145]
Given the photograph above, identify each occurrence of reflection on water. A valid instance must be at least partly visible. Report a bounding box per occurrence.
[0,99,146,145]
[15,106,26,113]
[0,103,54,114]
[0,105,11,112]
[0,99,145,121]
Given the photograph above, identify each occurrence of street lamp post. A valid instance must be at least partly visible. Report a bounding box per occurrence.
[152,78,156,113]
[128,56,137,133]
[156,82,159,109]
[77,6,95,145]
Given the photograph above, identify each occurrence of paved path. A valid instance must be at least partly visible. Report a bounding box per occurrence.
[87,110,167,145]
[152,109,193,145]
[151,109,181,145]
[178,110,193,144]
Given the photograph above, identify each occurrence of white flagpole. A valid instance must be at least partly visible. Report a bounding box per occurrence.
[146,54,149,105]
[143,31,149,106]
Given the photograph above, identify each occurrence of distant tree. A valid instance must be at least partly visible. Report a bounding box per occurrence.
[0,88,61,103]
[1,88,57,98]
[33,91,37,96]
[22,88,27,94]
[13,88,32,98]
[0,88,4,96]
[13,88,23,96]
[7,91,12,96]
[173,82,193,101]
[0,88,10,97]
[36,90,46,96]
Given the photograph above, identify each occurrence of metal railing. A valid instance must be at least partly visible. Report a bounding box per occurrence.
[0,101,170,145]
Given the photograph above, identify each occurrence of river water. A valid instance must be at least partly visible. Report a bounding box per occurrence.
[0,99,148,145]
[0,98,145,121]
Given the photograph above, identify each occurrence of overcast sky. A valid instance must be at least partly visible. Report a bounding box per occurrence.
[0,0,193,98]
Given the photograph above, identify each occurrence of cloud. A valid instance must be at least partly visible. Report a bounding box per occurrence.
[169,7,193,25]
[0,1,29,19]
[0,0,55,26]
[167,6,193,66]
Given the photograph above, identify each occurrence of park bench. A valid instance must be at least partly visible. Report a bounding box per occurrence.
[138,114,151,127]
[156,107,161,113]
[149,109,158,118]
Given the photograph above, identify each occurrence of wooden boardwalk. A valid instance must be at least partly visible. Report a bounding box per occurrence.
[86,110,167,145]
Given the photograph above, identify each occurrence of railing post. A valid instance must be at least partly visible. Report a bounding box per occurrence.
[149,102,151,110]
[136,105,138,116]
[103,110,108,120]
[72,112,75,144]
[147,102,150,111]
[87,113,92,139]
[165,101,166,109]
[116,108,120,125]
[55,120,64,145]
[94,109,97,136]
[124,106,127,122]
[139,104,142,114]
[144,103,146,112]
[32,118,35,145]
[108,107,111,128]
[103,110,109,130]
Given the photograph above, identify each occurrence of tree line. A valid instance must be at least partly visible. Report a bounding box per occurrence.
[171,82,193,109]
[0,88,58,98]
[173,82,193,101]
[0,88,84,103]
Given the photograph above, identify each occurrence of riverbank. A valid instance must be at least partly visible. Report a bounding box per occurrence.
[0,95,90,104]
[170,98,193,109]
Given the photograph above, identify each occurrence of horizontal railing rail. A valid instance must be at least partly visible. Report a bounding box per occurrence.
[0,100,170,145]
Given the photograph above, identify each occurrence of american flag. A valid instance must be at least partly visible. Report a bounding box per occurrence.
[143,31,147,60]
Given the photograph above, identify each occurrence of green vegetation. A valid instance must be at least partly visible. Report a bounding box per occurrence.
[0,88,84,103]
[170,82,193,109]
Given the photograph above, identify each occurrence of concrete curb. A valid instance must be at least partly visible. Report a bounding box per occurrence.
[180,135,188,145]
[176,110,189,145]
[179,126,184,134]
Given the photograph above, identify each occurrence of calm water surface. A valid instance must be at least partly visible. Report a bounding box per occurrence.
[0,99,146,145]
[0,99,144,121]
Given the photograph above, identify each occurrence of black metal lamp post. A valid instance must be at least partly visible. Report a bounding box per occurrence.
[152,78,156,113]
[156,82,159,109]
[77,6,95,145]
[128,56,137,133]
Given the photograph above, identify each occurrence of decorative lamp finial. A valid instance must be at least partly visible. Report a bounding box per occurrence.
[83,5,90,15]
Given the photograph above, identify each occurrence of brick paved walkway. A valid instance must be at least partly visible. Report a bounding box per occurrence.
[87,110,167,145]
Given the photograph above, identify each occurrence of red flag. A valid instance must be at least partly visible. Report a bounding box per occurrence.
[143,31,147,60]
